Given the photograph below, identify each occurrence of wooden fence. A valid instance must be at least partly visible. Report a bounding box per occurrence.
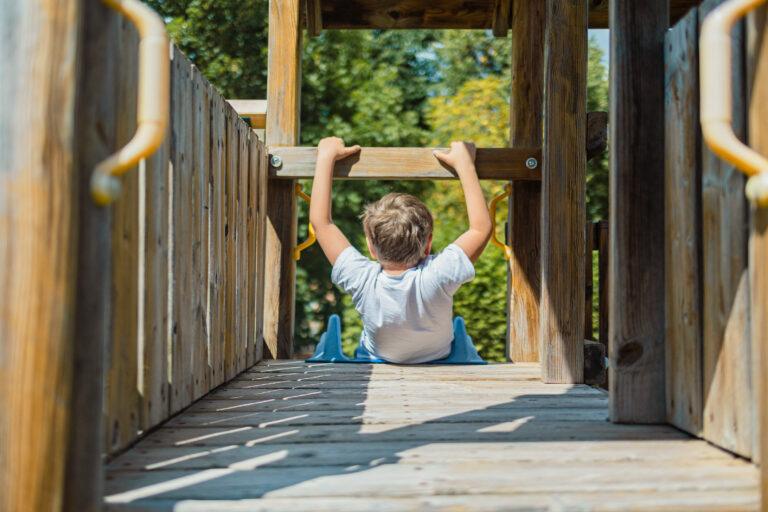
[102,22,267,455]
[664,0,761,462]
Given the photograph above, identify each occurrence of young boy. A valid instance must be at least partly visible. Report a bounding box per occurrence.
[309,137,492,364]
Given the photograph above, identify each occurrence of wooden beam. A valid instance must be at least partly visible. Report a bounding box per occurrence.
[1,1,82,511]
[589,0,699,28]
[609,0,668,423]
[227,99,267,129]
[540,0,587,383]
[664,8,702,437]
[508,0,545,364]
[268,147,541,180]
[305,0,322,36]
[264,0,302,360]
[491,0,511,37]
[746,4,768,503]
[586,111,608,161]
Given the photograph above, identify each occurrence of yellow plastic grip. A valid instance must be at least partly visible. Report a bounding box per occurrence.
[91,0,170,205]
[700,0,768,207]
[294,184,316,260]
[489,183,513,261]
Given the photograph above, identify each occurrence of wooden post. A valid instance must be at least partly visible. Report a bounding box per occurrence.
[264,0,302,359]
[609,0,668,422]
[584,222,594,341]
[507,0,544,363]
[540,0,587,383]
[746,5,768,505]
[0,0,82,510]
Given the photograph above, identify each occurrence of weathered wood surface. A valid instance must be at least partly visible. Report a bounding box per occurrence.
[269,147,542,181]
[664,9,702,437]
[597,220,609,347]
[609,0,668,423]
[227,99,267,129]
[103,363,759,510]
[540,0,587,383]
[313,0,698,30]
[699,0,754,460]
[746,4,768,502]
[0,0,81,510]
[264,0,302,359]
[585,223,595,341]
[507,0,544,364]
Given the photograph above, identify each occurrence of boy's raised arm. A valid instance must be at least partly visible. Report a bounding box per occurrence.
[309,137,361,265]
[433,141,492,263]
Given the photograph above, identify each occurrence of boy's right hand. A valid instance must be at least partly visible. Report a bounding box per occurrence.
[433,141,477,171]
[317,137,361,163]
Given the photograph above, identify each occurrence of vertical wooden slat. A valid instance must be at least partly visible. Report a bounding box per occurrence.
[141,89,170,431]
[225,105,240,380]
[540,0,587,383]
[746,4,768,499]
[584,222,594,341]
[507,0,544,363]
[598,220,609,346]
[609,0,668,422]
[247,132,259,367]
[256,141,268,362]
[1,0,81,509]
[700,0,753,458]
[664,8,702,436]
[237,121,249,372]
[170,48,193,414]
[264,0,302,359]
[209,92,227,387]
[64,1,114,508]
[106,17,140,453]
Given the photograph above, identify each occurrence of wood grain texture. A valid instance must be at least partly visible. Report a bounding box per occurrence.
[236,120,249,374]
[209,92,227,387]
[540,0,587,383]
[315,0,698,29]
[264,0,302,359]
[226,100,267,129]
[507,0,544,364]
[269,146,542,181]
[106,17,141,454]
[305,0,322,36]
[608,0,668,423]
[664,8,702,436]
[0,1,81,510]
[225,104,240,380]
[491,0,511,36]
[746,4,768,501]
[584,223,595,341]
[699,0,753,459]
[598,220,609,347]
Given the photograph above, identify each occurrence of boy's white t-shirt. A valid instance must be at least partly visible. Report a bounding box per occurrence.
[331,243,475,364]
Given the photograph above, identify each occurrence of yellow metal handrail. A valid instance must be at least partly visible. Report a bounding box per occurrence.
[91,0,170,205]
[700,0,768,207]
[489,183,512,260]
[295,183,316,260]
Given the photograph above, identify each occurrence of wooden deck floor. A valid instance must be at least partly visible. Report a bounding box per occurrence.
[104,362,759,511]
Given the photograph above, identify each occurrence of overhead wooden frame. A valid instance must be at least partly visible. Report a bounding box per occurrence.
[303,0,699,32]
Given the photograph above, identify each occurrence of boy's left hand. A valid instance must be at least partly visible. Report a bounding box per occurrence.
[317,137,361,162]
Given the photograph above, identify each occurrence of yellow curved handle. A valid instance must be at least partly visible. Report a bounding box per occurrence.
[91,0,170,205]
[295,184,316,260]
[489,183,513,260]
[700,0,768,207]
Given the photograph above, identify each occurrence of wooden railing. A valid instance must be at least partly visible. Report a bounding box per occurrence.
[101,25,267,456]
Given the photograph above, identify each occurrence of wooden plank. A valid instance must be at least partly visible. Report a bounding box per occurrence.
[170,48,194,414]
[699,0,753,459]
[226,99,267,130]
[590,0,699,28]
[305,0,323,36]
[746,3,768,501]
[0,0,81,509]
[584,222,595,341]
[598,220,609,346]
[507,0,544,364]
[491,0,511,37]
[236,120,249,373]
[269,146,542,181]
[664,8,702,436]
[264,0,302,359]
[141,83,170,431]
[255,139,268,363]
[106,17,141,454]
[608,0,668,423]
[225,104,240,380]
[209,92,227,387]
[540,0,587,383]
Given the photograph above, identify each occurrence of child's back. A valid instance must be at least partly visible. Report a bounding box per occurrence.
[308,138,492,364]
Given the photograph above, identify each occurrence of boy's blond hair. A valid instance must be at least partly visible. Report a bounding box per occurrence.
[361,193,434,267]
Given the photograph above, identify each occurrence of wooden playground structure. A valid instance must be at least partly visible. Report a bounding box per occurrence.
[1,0,767,510]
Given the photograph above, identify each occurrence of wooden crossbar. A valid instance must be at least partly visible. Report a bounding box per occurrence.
[268,147,542,180]
[227,99,267,129]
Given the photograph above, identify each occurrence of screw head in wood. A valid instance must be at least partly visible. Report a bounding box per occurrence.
[270,155,283,168]
[525,157,538,169]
